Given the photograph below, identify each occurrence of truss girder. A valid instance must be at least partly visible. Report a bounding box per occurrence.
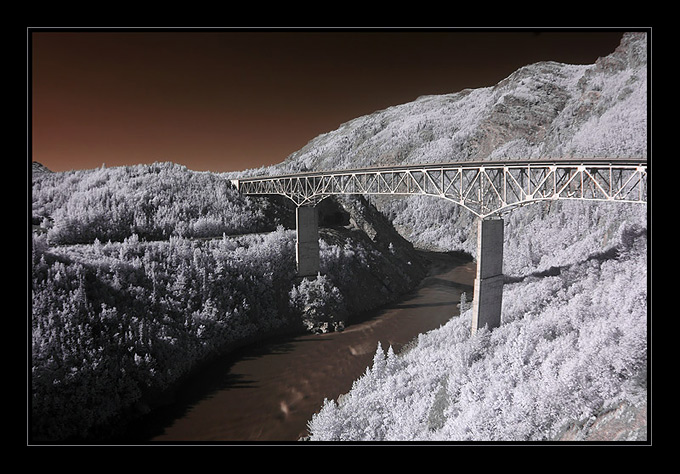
[234,160,647,217]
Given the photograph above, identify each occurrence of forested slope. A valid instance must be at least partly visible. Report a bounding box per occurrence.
[30,163,425,441]
[306,200,647,441]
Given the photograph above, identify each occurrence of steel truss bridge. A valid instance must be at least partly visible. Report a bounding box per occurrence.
[233,158,647,333]
[232,159,648,217]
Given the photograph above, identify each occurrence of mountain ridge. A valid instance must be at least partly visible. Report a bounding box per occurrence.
[255,32,646,176]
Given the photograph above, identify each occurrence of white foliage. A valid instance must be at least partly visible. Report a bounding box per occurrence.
[307,235,647,441]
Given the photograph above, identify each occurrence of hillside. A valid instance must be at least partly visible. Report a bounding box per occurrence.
[242,32,645,178]
[307,230,647,441]
[31,163,427,441]
[239,32,647,256]
[295,32,648,441]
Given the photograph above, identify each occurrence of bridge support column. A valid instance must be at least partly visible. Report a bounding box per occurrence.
[472,217,504,335]
[296,206,320,277]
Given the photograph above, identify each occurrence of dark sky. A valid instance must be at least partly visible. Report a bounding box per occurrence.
[30,29,627,173]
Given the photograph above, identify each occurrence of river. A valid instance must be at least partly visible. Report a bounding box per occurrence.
[122,252,474,443]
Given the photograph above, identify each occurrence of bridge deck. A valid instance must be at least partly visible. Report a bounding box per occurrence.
[233,159,647,218]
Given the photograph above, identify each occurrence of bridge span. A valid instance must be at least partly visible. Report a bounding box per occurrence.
[233,159,648,334]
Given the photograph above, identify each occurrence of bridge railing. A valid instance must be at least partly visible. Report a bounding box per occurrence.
[233,159,647,218]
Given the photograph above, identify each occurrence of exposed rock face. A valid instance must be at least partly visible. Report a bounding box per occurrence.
[557,401,647,441]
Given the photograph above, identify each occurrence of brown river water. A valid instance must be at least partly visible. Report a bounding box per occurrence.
[122,253,474,443]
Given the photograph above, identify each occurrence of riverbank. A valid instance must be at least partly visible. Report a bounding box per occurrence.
[306,230,648,442]
[113,251,474,442]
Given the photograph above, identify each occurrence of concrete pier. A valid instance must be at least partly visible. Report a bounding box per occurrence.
[472,218,504,334]
[296,206,320,277]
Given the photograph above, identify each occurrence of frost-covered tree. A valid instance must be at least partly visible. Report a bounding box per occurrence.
[289,274,347,333]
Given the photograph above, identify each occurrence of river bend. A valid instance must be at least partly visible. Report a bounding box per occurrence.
[124,252,474,442]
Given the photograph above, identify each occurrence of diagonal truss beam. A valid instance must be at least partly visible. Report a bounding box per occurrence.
[232,159,648,217]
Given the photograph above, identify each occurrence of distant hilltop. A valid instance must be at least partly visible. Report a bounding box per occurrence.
[32,161,52,173]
